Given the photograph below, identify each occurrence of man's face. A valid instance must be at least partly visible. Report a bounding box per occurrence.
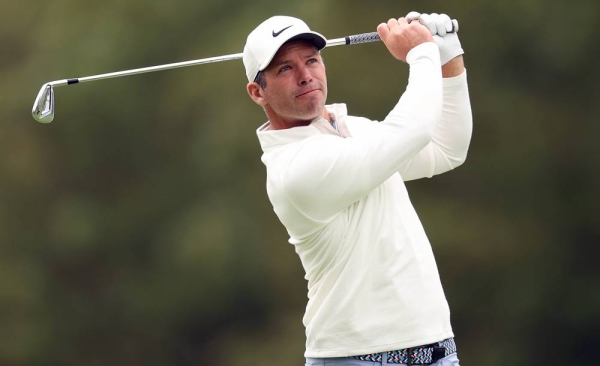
[256,40,328,128]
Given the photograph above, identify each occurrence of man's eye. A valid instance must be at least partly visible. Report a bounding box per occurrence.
[279,66,292,73]
[307,58,318,64]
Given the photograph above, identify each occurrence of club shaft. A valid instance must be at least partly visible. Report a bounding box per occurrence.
[44,32,382,88]
[50,53,244,87]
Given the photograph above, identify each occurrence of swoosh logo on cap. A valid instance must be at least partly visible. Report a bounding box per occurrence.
[272,25,293,37]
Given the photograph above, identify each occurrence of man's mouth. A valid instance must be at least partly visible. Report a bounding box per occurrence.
[296,89,320,98]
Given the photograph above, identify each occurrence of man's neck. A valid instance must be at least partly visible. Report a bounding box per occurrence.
[266,108,330,131]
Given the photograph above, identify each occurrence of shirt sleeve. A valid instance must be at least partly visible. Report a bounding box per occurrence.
[398,70,473,181]
[283,42,443,222]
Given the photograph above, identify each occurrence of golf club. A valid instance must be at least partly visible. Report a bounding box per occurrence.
[32,20,458,123]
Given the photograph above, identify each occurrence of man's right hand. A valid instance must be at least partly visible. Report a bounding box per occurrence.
[377,17,434,63]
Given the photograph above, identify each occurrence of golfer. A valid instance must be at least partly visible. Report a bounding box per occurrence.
[243,12,472,366]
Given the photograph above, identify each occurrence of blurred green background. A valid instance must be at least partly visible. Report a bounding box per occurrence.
[1,0,599,365]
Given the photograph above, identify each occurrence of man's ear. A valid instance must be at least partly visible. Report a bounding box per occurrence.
[247,82,267,107]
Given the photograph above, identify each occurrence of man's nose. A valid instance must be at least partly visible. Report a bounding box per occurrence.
[297,67,313,85]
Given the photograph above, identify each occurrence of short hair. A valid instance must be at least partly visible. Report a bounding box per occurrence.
[254,71,267,90]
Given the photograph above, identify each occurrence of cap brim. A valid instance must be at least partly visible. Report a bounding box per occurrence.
[288,32,327,50]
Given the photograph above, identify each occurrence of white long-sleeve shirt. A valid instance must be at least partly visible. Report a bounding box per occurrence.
[256,42,472,358]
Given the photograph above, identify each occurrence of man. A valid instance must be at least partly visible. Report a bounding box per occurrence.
[243,12,472,366]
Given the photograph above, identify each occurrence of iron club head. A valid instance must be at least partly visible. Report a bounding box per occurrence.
[32,84,55,123]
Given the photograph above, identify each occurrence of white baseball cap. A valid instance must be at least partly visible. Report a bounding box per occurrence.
[243,16,327,82]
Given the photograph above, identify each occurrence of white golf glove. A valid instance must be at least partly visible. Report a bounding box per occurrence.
[406,11,464,65]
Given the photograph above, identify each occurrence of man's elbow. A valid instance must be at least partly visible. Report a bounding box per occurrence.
[451,121,473,168]
[433,142,471,175]
[452,150,469,169]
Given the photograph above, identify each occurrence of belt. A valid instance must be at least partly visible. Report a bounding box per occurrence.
[348,338,457,365]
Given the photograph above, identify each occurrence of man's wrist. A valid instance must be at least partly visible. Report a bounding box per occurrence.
[442,55,464,78]
[406,42,440,66]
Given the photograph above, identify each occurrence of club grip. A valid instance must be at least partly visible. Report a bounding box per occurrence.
[345,32,381,45]
[344,19,458,46]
